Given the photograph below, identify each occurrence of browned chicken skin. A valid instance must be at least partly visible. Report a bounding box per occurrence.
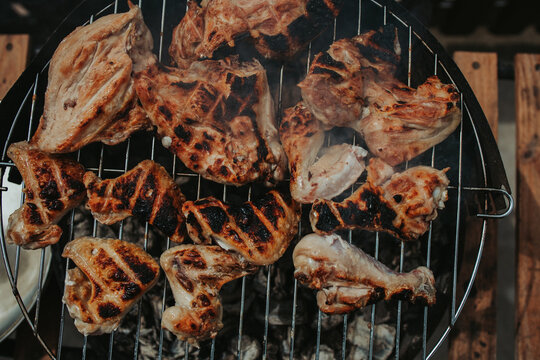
[299,25,461,166]
[134,57,286,186]
[293,233,436,314]
[310,158,449,241]
[30,5,152,153]
[169,0,343,68]
[62,237,160,335]
[183,190,300,265]
[279,103,368,203]
[6,141,86,249]
[160,245,257,345]
[84,160,186,243]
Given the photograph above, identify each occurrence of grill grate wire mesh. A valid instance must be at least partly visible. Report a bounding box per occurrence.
[0,0,514,359]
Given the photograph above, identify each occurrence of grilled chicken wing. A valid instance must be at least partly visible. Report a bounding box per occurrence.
[183,190,300,265]
[299,25,461,166]
[6,141,86,249]
[169,0,343,68]
[134,57,286,186]
[160,245,257,344]
[310,158,449,241]
[62,237,160,335]
[84,160,186,243]
[279,103,367,203]
[293,233,436,314]
[30,5,153,153]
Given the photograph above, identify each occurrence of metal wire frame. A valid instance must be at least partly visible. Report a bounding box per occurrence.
[0,0,514,359]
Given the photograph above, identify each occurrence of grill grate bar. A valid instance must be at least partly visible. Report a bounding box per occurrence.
[368,233,380,360]
[262,264,272,359]
[451,94,465,323]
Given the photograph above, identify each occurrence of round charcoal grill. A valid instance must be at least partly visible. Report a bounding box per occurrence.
[0,0,514,359]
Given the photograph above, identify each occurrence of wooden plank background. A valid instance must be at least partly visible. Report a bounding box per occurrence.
[448,52,499,360]
[0,34,29,99]
[515,53,540,359]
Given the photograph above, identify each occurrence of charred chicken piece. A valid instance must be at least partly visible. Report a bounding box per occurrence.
[30,4,153,153]
[6,141,86,249]
[135,57,286,186]
[183,190,300,265]
[84,160,186,243]
[293,233,436,314]
[279,103,367,203]
[161,245,257,345]
[62,237,160,335]
[169,0,343,68]
[299,25,461,166]
[310,158,449,241]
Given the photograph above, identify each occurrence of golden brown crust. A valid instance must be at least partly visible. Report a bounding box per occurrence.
[84,160,186,243]
[62,237,160,335]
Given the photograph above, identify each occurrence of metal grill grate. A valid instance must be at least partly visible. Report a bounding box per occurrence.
[0,0,513,359]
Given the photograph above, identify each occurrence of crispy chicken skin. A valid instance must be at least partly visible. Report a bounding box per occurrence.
[30,4,153,153]
[62,237,160,335]
[84,160,186,243]
[6,141,86,249]
[299,25,461,166]
[293,233,436,314]
[310,158,449,241]
[169,0,343,68]
[134,57,286,186]
[183,190,300,265]
[279,103,368,203]
[160,245,257,345]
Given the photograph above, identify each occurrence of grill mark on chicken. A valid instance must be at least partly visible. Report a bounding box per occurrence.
[135,57,286,186]
[161,245,257,344]
[293,234,436,314]
[85,160,186,243]
[310,158,450,241]
[30,5,153,153]
[169,0,342,68]
[299,25,461,166]
[6,141,86,249]
[62,238,160,335]
[183,191,300,265]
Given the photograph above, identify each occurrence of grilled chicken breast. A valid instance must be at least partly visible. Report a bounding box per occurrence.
[299,25,461,166]
[6,141,86,249]
[134,57,286,186]
[30,4,153,153]
[183,190,300,265]
[62,237,160,335]
[279,103,368,203]
[161,245,257,344]
[293,233,436,314]
[84,160,186,243]
[310,158,449,241]
[169,0,343,67]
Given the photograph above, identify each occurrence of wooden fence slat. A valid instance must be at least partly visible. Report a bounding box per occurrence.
[515,53,540,360]
[449,51,498,360]
[0,34,29,99]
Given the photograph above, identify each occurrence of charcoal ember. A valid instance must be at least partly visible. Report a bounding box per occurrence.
[346,315,395,360]
[223,335,261,360]
[310,344,336,360]
[169,339,200,358]
[316,311,344,330]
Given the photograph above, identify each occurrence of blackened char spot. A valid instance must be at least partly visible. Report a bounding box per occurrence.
[313,202,340,232]
[40,180,60,200]
[287,15,315,45]
[117,245,157,285]
[367,287,386,305]
[121,282,141,301]
[198,294,211,307]
[199,206,228,233]
[180,249,207,269]
[230,204,271,243]
[306,0,338,26]
[316,52,346,69]
[152,194,179,236]
[171,81,197,90]
[26,202,43,225]
[223,96,240,121]
[186,212,204,240]
[158,105,173,120]
[132,172,156,221]
[98,303,121,319]
[230,75,257,99]
[262,33,289,53]
[45,199,64,211]
[174,124,192,143]
[173,258,194,292]
[360,190,397,230]
[253,192,284,230]
[312,67,343,81]
[355,43,397,66]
